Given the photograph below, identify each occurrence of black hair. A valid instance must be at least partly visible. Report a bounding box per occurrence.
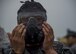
[65,29,76,38]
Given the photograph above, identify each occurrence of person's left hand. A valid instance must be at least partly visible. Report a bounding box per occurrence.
[42,22,58,54]
[42,22,54,50]
[45,48,58,54]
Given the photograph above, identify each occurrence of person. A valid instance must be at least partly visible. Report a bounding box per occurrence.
[0,26,10,54]
[65,29,76,54]
[58,29,76,54]
[57,36,68,46]
[8,0,72,54]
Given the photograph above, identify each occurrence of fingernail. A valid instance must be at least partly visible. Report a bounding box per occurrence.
[44,21,46,23]
[20,23,23,25]
[42,24,44,26]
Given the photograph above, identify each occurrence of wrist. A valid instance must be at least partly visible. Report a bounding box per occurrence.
[12,49,24,54]
[15,51,23,54]
[44,46,53,52]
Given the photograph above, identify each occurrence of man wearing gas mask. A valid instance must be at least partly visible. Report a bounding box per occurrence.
[7,0,73,54]
[8,0,57,54]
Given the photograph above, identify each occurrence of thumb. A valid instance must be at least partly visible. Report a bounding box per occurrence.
[7,33,12,39]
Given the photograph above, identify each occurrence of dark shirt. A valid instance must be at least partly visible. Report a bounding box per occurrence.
[10,41,73,54]
[70,44,76,54]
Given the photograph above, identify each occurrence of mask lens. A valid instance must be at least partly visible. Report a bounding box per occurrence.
[20,16,44,25]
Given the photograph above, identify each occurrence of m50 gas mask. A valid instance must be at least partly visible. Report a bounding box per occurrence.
[17,0,47,50]
[25,17,44,49]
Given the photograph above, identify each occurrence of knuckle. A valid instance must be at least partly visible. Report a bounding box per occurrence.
[18,30,21,34]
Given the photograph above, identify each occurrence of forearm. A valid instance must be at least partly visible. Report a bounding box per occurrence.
[44,48,57,54]
[10,51,23,54]
[10,50,23,54]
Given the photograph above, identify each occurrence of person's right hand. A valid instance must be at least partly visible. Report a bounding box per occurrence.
[8,24,26,54]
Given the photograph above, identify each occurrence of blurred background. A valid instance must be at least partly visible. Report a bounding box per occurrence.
[0,0,76,40]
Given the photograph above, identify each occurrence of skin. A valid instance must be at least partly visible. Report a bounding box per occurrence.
[42,22,57,54]
[8,21,57,54]
[45,48,57,54]
[8,24,26,54]
[42,22,54,50]
[67,36,76,47]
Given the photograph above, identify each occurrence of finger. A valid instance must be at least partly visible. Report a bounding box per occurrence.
[13,23,23,37]
[43,22,53,35]
[15,23,23,32]
[12,26,18,37]
[18,25,25,36]
[21,29,26,39]
[7,33,13,43]
[7,33,12,40]
[42,24,49,33]
[44,22,54,38]
[42,27,48,36]
[42,27,53,41]
[43,27,50,41]
[43,22,51,31]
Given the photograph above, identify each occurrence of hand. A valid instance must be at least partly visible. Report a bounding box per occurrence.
[46,48,58,54]
[42,22,54,50]
[8,24,26,54]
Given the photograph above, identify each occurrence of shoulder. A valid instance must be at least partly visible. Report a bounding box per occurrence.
[2,43,11,54]
[71,44,76,49]
[53,41,73,54]
[70,44,76,54]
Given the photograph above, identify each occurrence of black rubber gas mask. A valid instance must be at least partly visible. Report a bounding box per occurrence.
[25,17,44,49]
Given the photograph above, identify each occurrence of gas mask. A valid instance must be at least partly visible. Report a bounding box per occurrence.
[25,17,44,49]
[17,0,47,50]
